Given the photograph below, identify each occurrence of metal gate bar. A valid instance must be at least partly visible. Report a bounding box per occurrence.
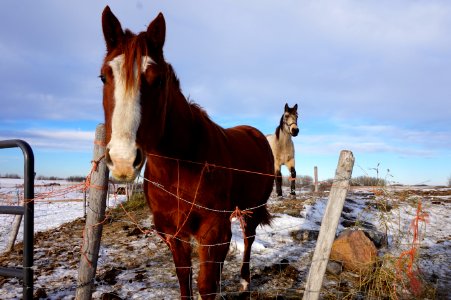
[0,139,34,300]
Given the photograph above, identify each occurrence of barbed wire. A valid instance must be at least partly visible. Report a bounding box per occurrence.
[0,181,440,298]
[2,152,439,298]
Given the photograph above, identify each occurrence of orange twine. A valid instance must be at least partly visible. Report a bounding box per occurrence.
[83,155,107,192]
[396,200,428,297]
[230,206,253,237]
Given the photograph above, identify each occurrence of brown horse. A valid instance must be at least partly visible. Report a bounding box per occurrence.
[100,6,274,299]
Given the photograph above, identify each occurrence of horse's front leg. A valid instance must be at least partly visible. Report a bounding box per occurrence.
[275,168,283,197]
[240,220,257,292]
[290,166,296,195]
[167,234,194,299]
[196,218,231,300]
[286,159,296,196]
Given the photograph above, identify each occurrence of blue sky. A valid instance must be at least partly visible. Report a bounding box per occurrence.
[1,1,450,185]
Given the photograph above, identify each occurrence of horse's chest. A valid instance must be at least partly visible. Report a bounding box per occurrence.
[145,164,232,212]
[275,141,294,161]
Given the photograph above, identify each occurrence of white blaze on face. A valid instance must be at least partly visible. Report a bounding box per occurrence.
[107,54,154,180]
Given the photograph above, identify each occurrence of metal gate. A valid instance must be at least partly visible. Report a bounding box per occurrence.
[0,139,34,300]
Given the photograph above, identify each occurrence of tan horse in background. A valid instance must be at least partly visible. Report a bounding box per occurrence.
[267,103,299,197]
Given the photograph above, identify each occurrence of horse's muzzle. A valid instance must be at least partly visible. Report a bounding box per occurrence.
[291,127,299,137]
[105,146,145,182]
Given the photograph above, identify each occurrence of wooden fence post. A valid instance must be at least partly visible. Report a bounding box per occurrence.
[314,166,318,193]
[6,214,22,252]
[303,150,354,300]
[6,195,22,252]
[75,124,109,300]
[83,189,87,219]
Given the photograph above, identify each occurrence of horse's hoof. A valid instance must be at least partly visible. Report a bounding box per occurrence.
[240,278,250,291]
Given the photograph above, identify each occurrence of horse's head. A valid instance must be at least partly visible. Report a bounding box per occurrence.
[100,6,169,182]
[282,103,299,137]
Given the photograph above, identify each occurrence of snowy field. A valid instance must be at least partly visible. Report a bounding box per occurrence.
[0,178,126,251]
[0,178,450,299]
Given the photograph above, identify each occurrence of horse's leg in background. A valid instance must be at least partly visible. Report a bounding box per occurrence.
[166,234,194,299]
[240,218,258,292]
[290,167,296,195]
[286,158,296,195]
[275,167,283,197]
[196,219,231,299]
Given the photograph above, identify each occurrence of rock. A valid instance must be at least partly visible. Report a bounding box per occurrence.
[363,229,387,248]
[34,287,47,299]
[291,229,319,242]
[326,261,343,275]
[340,214,377,231]
[98,267,123,285]
[330,229,377,274]
[101,292,123,300]
[127,227,142,237]
[134,272,145,281]
[342,206,353,213]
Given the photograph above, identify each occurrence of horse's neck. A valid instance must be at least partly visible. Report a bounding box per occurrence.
[277,127,292,147]
[159,91,202,157]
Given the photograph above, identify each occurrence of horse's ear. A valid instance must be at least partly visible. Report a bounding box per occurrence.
[147,13,166,50]
[102,6,124,52]
[284,103,289,112]
[293,104,298,111]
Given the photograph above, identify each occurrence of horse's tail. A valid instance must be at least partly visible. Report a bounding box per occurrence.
[260,205,273,226]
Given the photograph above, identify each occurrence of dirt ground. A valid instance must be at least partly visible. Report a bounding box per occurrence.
[1,187,450,299]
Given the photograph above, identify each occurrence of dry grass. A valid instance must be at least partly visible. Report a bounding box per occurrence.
[331,185,443,300]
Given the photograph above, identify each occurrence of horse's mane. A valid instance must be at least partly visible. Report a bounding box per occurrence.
[187,99,227,139]
[275,115,284,140]
[188,100,209,120]
[121,30,182,93]
[121,30,148,93]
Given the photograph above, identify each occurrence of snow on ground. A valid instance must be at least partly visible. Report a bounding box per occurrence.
[0,178,126,251]
[0,179,450,299]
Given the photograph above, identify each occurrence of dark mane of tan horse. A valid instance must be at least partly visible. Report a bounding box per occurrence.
[100,6,275,299]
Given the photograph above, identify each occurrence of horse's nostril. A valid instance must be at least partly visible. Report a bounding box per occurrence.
[105,147,113,167]
[133,148,144,169]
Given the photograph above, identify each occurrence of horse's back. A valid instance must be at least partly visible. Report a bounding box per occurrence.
[266,133,277,153]
[224,125,274,210]
[226,125,274,173]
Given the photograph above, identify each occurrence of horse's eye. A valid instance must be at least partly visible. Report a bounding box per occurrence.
[99,75,106,84]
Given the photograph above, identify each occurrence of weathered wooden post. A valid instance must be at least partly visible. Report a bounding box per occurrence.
[6,214,22,252]
[75,124,109,300]
[303,150,354,300]
[83,189,87,219]
[6,195,23,252]
[314,166,318,193]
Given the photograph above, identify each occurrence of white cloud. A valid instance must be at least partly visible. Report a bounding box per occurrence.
[0,129,94,152]
[296,121,448,158]
[299,1,451,52]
